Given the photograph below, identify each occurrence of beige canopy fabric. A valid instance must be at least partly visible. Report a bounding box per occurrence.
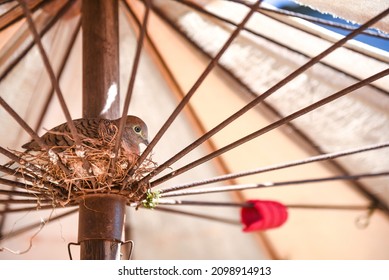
[296,0,389,33]
[0,0,388,259]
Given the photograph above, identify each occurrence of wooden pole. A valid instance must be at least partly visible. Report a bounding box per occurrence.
[79,0,124,260]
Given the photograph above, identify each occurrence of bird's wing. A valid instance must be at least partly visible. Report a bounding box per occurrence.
[22,118,103,151]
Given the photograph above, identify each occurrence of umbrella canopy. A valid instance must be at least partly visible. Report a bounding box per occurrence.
[0,0,388,259]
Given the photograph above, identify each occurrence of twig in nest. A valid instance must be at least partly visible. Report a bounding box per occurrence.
[6,133,158,207]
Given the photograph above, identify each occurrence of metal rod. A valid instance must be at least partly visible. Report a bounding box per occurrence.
[0,198,56,204]
[34,18,82,132]
[0,0,77,82]
[153,206,241,225]
[161,171,389,198]
[134,0,263,168]
[0,177,36,190]
[112,0,150,169]
[138,7,389,186]
[18,0,82,146]
[160,142,389,192]
[157,199,253,207]
[137,8,388,213]
[0,0,53,31]
[0,204,71,214]
[0,97,49,151]
[157,199,372,211]
[152,68,389,186]
[0,189,42,198]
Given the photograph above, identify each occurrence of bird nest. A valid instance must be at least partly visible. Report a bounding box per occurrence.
[11,135,157,207]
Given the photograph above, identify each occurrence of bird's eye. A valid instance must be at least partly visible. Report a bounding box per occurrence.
[134,126,141,133]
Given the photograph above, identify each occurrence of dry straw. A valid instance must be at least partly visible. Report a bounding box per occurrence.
[10,130,157,207]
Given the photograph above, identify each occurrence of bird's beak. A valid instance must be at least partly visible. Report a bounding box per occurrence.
[142,134,149,146]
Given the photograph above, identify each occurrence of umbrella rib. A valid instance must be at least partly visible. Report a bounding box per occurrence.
[0,159,37,182]
[0,198,56,204]
[157,199,252,208]
[0,0,77,82]
[0,176,65,200]
[34,18,82,133]
[160,171,389,198]
[0,204,77,214]
[0,98,50,151]
[0,177,36,190]
[19,0,99,185]
[157,199,373,211]
[151,206,241,226]
[160,142,389,192]
[17,0,82,149]
[0,189,41,198]
[133,0,264,169]
[112,0,150,170]
[0,102,72,178]
[137,7,389,186]
[0,145,46,182]
[0,0,49,31]
[151,68,389,186]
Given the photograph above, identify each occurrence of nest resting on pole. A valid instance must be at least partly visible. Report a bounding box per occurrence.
[8,133,157,208]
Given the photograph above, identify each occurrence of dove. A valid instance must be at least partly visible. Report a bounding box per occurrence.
[22,115,149,156]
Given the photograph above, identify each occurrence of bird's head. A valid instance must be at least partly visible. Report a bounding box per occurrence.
[124,115,149,148]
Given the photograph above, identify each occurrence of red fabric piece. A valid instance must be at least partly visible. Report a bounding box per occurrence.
[241,200,288,232]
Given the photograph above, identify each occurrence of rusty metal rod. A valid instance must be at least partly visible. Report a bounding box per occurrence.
[0,98,49,151]
[0,0,55,31]
[153,206,241,225]
[0,204,69,214]
[112,0,150,170]
[0,198,56,204]
[152,68,389,186]
[0,189,41,198]
[156,199,373,211]
[18,0,83,149]
[34,18,82,132]
[139,7,389,187]
[0,0,77,82]
[0,177,36,190]
[135,0,264,168]
[161,171,389,198]
[160,142,389,193]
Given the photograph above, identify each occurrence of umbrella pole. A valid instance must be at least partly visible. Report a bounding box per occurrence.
[78,195,126,260]
[79,0,123,260]
[82,0,120,120]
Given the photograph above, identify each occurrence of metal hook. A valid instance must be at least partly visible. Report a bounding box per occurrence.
[67,242,80,260]
[121,240,135,260]
[355,204,377,229]
[67,240,134,260]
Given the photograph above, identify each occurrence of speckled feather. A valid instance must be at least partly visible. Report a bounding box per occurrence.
[22,115,149,154]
